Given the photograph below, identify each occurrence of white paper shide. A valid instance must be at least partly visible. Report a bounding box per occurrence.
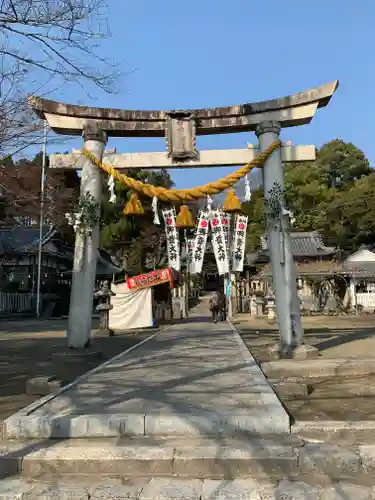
[232,214,248,272]
[210,209,229,275]
[162,208,181,271]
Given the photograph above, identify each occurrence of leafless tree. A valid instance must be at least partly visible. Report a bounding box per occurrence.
[0,0,120,157]
[0,153,80,228]
[0,69,41,157]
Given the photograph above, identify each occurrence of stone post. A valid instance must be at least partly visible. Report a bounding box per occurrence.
[290,268,304,344]
[266,291,276,323]
[250,295,257,317]
[255,295,265,317]
[181,274,188,317]
[349,278,358,311]
[283,218,304,345]
[67,122,107,349]
[224,274,232,318]
[256,121,293,349]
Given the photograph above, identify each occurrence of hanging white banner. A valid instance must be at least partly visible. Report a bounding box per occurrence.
[232,214,248,272]
[210,209,229,275]
[162,208,181,271]
[221,212,232,269]
[185,238,194,273]
[190,210,210,274]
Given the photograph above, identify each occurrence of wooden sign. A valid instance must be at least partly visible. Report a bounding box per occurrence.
[165,111,197,161]
[126,268,174,291]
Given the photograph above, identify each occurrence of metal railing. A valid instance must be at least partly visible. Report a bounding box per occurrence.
[0,292,34,316]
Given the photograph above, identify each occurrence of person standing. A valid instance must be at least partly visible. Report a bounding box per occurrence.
[209,292,220,323]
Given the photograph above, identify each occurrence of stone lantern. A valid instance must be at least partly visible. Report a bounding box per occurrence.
[250,295,258,317]
[94,281,115,336]
[265,288,276,323]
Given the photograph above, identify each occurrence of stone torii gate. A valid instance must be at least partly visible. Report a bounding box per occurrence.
[29,80,338,355]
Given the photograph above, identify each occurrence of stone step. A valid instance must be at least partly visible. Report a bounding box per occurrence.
[3,404,289,440]
[307,377,375,399]
[0,476,375,499]
[269,380,310,399]
[292,420,375,444]
[261,358,375,381]
[1,435,374,486]
[270,377,375,401]
[0,436,300,481]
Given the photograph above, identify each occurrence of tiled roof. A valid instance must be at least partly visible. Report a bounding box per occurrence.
[245,251,268,266]
[0,226,56,254]
[97,249,121,275]
[245,231,337,267]
[63,256,120,277]
[260,231,336,257]
[347,244,375,258]
[342,261,375,279]
[62,249,121,277]
[0,225,121,276]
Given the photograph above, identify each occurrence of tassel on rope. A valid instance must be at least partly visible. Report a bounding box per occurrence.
[244,175,251,202]
[152,196,160,225]
[175,205,196,229]
[223,188,242,213]
[123,191,145,216]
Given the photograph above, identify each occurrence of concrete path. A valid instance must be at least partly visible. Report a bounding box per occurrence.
[4,296,290,438]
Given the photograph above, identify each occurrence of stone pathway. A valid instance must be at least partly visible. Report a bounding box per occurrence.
[4,296,289,439]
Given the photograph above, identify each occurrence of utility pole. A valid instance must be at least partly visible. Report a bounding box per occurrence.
[36,121,48,318]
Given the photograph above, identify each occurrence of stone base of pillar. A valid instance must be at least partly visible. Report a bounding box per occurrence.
[172,298,182,319]
[268,343,286,360]
[292,344,319,360]
[268,342,319,360]
[25,375,63,396]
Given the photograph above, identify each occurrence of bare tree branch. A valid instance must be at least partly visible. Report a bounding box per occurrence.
[0,0,121,158]
[0,0,119,91]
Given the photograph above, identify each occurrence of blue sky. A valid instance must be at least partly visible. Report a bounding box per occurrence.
[49,0,374,188]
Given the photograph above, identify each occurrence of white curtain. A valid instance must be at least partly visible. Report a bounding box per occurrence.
[109,283,153,330]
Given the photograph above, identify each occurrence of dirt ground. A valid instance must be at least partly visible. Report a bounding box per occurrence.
[235,314,375,422]
[0,318,154,421]
[234,314,375,362]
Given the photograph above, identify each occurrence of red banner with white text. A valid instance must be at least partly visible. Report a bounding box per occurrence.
[126,268,174,291]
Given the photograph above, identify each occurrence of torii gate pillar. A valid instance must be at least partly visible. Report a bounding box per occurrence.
[256,122,293,348]
[256,121,309,356]
[67,123,107,349]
